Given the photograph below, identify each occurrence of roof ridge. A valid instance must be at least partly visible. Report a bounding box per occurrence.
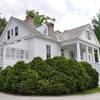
[64,23,90,32]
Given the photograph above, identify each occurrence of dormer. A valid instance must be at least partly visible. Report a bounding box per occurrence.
[36,24,48,35]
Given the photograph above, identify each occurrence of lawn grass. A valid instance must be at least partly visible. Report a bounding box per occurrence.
[75,87,100,95]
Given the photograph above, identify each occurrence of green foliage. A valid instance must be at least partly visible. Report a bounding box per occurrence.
[46,57,90,92]
[0,56,98,95]
[92,10,100,42]
[80,61,99,88]
[0,17,7,35]
[26,10,55,26]
[30,57,52,79]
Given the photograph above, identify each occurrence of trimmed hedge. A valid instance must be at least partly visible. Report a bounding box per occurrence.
[0,56,99,95]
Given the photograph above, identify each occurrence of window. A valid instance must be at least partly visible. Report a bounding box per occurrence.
[0,47,4,57]
[20,50,24,59]
[46,45,51,59]
[11,48,15,58]
[5,47,28,59]
[11,29,13,36]
[69,51,75,59]
[15,26,18,36]
[86,31,92,40]
[7,30,10,40]
[6,48,10,57]
[43,28,48,35]
[61,48,64,56]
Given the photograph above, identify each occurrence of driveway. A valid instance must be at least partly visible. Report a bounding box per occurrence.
[0,92,100,100]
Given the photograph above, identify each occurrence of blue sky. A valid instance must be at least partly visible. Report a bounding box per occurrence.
[0,0,100,31]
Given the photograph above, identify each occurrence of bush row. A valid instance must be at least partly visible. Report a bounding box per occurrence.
[0,56,98,95]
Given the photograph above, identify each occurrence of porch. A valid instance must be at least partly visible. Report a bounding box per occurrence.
[61,42,100,64]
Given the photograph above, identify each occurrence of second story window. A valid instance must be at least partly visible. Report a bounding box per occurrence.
[11,29,13,36]
[15,26,18,36]
[7,30,10,40]
[46,45,51,59]
[86,31,92,40]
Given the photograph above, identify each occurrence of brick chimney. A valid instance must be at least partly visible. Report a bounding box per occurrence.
[47,20,54,32]
[24,16,35,28]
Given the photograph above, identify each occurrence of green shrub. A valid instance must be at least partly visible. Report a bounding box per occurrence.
[30,57,52,79]
[0,56,98,95]
[0,66,12,91]
[80,61,99,88]
[46,57,90,92]
[18,69,38,95]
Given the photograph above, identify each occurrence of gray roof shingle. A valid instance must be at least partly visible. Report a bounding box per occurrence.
[11,17,58,41]
[58,24,90,41]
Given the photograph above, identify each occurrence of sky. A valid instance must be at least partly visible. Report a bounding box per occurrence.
[0,0,100,31]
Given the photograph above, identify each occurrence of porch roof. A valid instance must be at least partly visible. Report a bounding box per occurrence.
[60,38,100,48]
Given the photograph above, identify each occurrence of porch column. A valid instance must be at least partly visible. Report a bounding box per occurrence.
[92,48,95,63]
[97,48,100,64]
[76,42,81,61]
[86,45,89,62]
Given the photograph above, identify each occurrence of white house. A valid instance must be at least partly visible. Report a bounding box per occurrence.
[0,16,100,73]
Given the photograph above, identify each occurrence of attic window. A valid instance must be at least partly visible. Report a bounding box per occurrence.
[15,26,18,36]
[86,31,92,40]
[7,30,10,40]
[11,29,13,36]
[43,28,48,35]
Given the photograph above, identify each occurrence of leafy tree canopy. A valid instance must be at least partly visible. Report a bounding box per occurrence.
[0,16,7,36]
[26,10,55,26]
[92,10,100,42]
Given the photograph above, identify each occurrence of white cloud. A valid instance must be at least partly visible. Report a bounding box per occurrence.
[0,0,100,31]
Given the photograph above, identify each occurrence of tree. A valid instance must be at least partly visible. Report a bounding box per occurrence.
[0,17,7,36]
[92,10,100,42]
[26,10,55,26]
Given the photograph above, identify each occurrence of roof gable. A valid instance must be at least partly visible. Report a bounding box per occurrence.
[58,24,90,41]
[0,17,34,45]
[79,24,100,46]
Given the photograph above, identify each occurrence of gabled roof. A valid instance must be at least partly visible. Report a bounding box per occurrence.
[58,24,90,41]
[8,17,58,41]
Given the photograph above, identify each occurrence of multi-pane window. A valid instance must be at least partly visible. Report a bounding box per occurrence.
[0,47,4,57]
[20,50,24,59]
[5,47,28,59]
[61,48,64,56]
[6,48,10,57]
[69,51,75,59]
[7,30,10,40]
[11,48,15,58]
[15,26,18,36]
[86,31,92,40]
[46,45,51,59]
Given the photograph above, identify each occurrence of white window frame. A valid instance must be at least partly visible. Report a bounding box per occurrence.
[11,48,15,58]
[86,31,92,40]
[6,47,10,58]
